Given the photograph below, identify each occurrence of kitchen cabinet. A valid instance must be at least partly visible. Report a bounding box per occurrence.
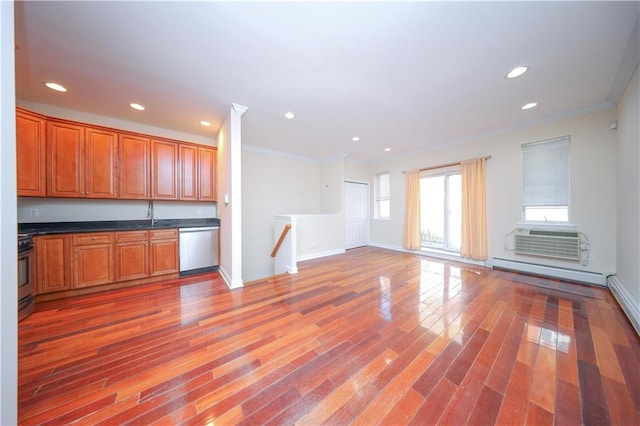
[16,109,46,197]
[85,127,118,198]
[149,229,179,276]
[151,139,178,200]
[47,120,84,197]
[46,120,118,198]
[179,144,217,201]
[119,133,150,199]
[179,144,198,201]
[35,234,72,294]
[198,147,217,201]
[115,231,150,281]
[72,232,114,288]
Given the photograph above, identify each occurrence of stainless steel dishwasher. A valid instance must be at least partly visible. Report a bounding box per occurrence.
[179,226,219,276]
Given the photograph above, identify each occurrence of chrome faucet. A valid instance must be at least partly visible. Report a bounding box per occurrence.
[147,200,156,226]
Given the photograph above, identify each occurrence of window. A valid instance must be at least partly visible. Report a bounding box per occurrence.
[522,136,570,223]
[420,171,461,251]
[374,172,390,219]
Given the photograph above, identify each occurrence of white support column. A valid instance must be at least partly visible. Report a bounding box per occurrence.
[217,103,247,289]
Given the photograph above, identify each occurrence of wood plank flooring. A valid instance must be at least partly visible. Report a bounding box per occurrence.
[18,247,640,425]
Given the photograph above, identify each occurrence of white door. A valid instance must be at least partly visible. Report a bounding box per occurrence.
[344,181,370,249]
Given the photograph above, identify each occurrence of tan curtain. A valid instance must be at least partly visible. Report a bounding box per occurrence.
[403,169,421,250]
[461,158,487,260]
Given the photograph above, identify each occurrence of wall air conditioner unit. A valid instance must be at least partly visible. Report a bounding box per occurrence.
[514,229,581,261]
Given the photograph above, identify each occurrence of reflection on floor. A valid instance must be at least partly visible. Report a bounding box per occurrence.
[18,247,639,425]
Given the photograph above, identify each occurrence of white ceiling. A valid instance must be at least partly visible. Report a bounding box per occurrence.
[14,1,640,163]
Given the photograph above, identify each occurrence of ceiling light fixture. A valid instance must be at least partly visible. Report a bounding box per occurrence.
[130,103,145,111]
[44,82,67,92]
[521,102,538,110]
[384,147,391,152]
[284,112,295,119]
[200,120,212,127]
[507,66,528,79]
[352,136,360,142]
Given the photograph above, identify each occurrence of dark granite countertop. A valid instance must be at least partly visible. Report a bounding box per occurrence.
[18,218,220,236]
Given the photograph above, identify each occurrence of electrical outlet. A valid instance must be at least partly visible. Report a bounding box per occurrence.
[588,252,595,261]
[29,208,39,217]
[309,242,317,249]
[197,208,203,215]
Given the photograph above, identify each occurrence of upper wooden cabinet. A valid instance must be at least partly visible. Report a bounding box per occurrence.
[119,134,150,199]
[47,120,118,199]
[16,108,216,202]
[85,127,118,198]
[178,144,217,201]
[198,146,217,202]
[16,109,47,197]
[47,120,84,197]
[179,144,198,201]
[151,139,178,200]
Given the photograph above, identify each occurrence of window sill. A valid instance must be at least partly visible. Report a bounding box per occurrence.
[517,222,576,231]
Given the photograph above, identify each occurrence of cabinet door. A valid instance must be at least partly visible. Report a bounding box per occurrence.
[115,242,149,281]
[149,238,179,276]
[16,109,46,197]
[151,139,178,200]
[198,147,216,201]
[35,235,71,294]
[119,134,150,199]
[179,144,198,201]
[73,244,114,288]
[47,120,84,197]
[85,127,118,199]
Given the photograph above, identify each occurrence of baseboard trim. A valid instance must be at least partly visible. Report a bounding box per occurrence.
[608,275,640,336]
[488,257,606,286]
[368,242,486,267]
[218,266,243,289]
[297,249,346,262]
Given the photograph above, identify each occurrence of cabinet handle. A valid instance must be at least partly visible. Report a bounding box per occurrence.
[74,249,78,253]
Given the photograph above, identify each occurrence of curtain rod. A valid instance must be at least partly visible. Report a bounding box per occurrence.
[403,155,491,174]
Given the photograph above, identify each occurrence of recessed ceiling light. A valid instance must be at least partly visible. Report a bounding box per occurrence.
[130,103,145,111]
[200,120,212,127]
[44,82,67,92]
[352,136,360,142]
[284,112,295,119]
[521,102,538,110]
[507,66,528,79]
[384,147,391,152]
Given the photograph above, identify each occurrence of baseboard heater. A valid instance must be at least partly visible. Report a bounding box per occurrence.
[489,257,606,286]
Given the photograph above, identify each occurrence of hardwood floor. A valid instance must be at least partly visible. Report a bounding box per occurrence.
[18,247,639,425]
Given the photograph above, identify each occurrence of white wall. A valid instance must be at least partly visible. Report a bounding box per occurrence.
[369,107,619,276]
[319,156,345,214]
[345,157,371,183]
[615,65,640,302]
[242,148,320,282]
[0,1,18,423]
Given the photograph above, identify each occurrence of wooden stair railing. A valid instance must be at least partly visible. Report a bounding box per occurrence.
[271,224,292,258]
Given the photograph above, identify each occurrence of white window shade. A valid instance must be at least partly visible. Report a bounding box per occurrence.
[522,136,570,207]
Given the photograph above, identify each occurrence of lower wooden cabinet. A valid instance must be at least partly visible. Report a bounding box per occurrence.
[72,233,114,288]
[149,229,179,276]
[36,229,179,296]
[35,234,72,294]
[115,231,150,281]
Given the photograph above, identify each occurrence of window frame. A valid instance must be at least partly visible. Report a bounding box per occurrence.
[420,167,462,252]
[374,171,391,220]
[521,136,571,226]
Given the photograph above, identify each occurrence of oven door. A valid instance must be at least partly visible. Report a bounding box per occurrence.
[18,250,35,321]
